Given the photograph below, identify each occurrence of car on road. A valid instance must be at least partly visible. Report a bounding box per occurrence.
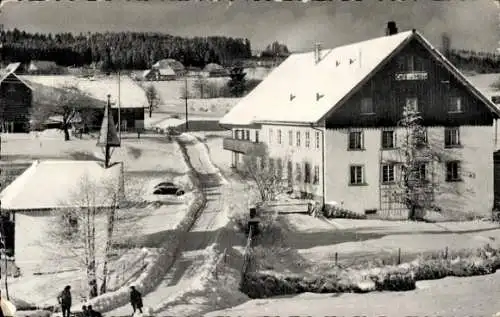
[153,182,185,196]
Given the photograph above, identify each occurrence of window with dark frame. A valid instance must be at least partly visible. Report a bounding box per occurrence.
[381,130,395,149]
[304,162,311,184]
[416,162,427,181]
[245,130,250,140]
[350,165,364,185]
[315,131,320,149]
[448,96,463,113]
[277,158,283,179]
[305,132,310,148]
[287,161,293,186]
[313,165,320,185]
[381,164,395,184]
[446,161,461,182]
[288,130,293,146]
[360,97,374,114]
[405,97,419,113]
[269,129,273,144]
[296,131,301,147]
[444,127,460,147]
[277,129,282,144]
[255,131,259,143]
[348,131,363,150]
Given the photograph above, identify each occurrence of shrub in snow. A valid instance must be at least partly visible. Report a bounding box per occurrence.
[323,204,366,220]
[241,245,500,298]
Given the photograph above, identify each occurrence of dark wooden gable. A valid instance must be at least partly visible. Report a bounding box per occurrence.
[325,37,496,129]
[0,73,33,121]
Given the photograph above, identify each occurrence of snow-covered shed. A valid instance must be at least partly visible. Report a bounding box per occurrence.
[0,160,123,275]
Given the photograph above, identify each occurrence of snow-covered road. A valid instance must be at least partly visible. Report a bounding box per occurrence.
[107,135,246,316]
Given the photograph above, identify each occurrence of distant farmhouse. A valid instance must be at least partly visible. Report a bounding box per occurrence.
[143,66,176,81]
[27,60,66,75]
[203,63,229,78]
[21,75,147,132]
[220,22,500,218]
[0,63,33,133]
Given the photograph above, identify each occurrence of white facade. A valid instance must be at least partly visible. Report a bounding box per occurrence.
[324,125,495,216]
[231,125,325,199]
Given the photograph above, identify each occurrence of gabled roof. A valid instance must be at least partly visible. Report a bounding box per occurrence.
[28,60,58,71]
[5,62,21,74]
[158,66,176,76]
[204,63,224,72]
[0,160,122,211]
[220,30,500,127]
[0,68,33,91]
[153,59,185,72]
[20,75,148,109]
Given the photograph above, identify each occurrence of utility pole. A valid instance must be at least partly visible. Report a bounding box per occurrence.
[118,71,121,141]
[184,76,189,132]
[97,95,121,168]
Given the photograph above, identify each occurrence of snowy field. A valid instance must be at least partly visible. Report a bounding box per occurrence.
[1,130,195,308]
[206,271,500,317]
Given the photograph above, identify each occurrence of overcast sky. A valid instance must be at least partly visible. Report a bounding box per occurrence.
[1,0,498,52]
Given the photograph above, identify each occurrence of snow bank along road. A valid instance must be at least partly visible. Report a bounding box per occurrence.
[107,136,245,316]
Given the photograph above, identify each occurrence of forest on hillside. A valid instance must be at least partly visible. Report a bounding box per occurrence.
[447,49,500,74]
[1,29,500,74]
[0,29,252,70]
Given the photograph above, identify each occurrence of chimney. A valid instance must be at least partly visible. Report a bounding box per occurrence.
[314,43,321,64]
[386,21,398,36]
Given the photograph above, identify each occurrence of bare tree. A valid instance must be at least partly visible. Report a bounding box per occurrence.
[193,75,208,99]
[31,84,98,141]
[42,171,144,299]
[396,104,473,220]
[145,84,160,118]
[240,149,287,202]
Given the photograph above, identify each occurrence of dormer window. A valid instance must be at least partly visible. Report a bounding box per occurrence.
[360,97,374,115]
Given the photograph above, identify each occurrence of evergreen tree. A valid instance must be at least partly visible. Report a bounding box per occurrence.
[227,65,247,97]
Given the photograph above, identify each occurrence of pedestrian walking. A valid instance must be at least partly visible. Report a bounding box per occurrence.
[87,305,102,317]
[57,285,72,317]
[129,285,143,316]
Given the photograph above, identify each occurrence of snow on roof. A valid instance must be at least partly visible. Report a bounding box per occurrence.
[28,60,58,71]
[204,63,224,72]
[220,30,500,126]
[0,160,122,211]
[20,75,148,109]
[4,62,21,74]
[153,59,185,72]
[0,70,33,91]
[158,67,176,76]
[142,69,152,78]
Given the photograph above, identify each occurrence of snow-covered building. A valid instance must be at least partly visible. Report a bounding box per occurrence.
[219,22,500,217]
[0,160,123,275]
[21,75,147,131]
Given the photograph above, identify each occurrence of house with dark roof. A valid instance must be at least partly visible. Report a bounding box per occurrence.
[143,66,177,81]
[0,64,33,132]
[220,22,500,218]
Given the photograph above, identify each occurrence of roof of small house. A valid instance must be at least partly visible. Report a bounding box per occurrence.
[204,63,224,72]
[4,62,21,74]
[158,66,176,76]
[220,30,500,126]
[153,59,185,72]
[28,60,58,70]
[0,66,33,90]
[0,160,122,211]
[20,75,148,109]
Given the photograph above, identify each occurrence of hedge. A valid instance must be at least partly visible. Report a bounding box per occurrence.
[241,245,500,298]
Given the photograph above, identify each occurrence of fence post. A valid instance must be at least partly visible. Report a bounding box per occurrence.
[397,248,401,265]
[334,252,338,266]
